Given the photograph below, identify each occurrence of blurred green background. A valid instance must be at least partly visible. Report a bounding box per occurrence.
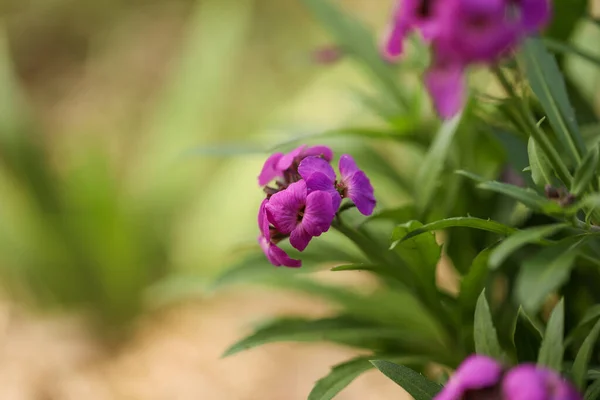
[0,0,407,329]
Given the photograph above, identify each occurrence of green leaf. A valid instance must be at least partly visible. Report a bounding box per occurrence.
[512,307,543,363]
[300,0,407,109]
[489,223,568,269]
[392,217,516,244]
[223,316,403,357]
[415,113,463,214]
[521,37,585,165]
[370,361,442,400]
[572,318,600,390]
[474,290,504,359]
[516,241,583,312]
[544,38,600,68]
[308,355,426,400]
[528,137,554,186]
[459,247,494,314]
[390,220,441,293]
[537,299,565,371]
[457,170,563,213]
[585,379,600,400]
[572,146,600,196]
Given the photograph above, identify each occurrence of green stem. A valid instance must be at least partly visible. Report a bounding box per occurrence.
[492,66,573,186]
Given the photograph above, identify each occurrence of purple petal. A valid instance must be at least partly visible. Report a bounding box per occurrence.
[276,146,305,171]
[305,172,341,211]
[339,154,360,179]
[265,180,307,234]
[289,225,314,252]
[258,236,301,267]
[258,199,270,238]
[299,156,336,182]
[519,0,551,32]
[435,355,503,400]
[345,171,376,216]
[503,366,581,400]
[258,152,284,186]
[302,145,333,162]
[302,190,335,237]
[424,58,466,119]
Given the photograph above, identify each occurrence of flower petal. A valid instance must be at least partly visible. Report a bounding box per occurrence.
[339,154,360,179]
[346,171,376,216]
[299,156,336,182]
[265,180,306,234]
[258,236,302,267]
[258,199,270,238]
[304,172,342,211]
[302,145,333,162]
[424,58,466,119]
[503,366,580,400]
[258,152,284,186]
[276,145,305,171]
[520,0,551,32]
[435,355,503,400]
[302,191,335,237]
[289,225,314,252]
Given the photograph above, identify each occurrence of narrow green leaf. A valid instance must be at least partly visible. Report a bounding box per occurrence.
[489,223,568,269]
[521,37,585,165]
[392,217,516,244]
[390,220,441,292]
[223,316,402,357]
[572,318,600,390]
[516,241,583,312]
[458,170,563,213]
[572,146,600,196]
[528,137,554,186]
[300,0,407,109]
[512,307,543,363]
[474,290,504,358]
[415,113,463,213]
[537,299,565,371]
[309,355,426,400]
[370,361,442,400]
[544,38,600,67]
[585,379,600,400]
[459,247,494,313]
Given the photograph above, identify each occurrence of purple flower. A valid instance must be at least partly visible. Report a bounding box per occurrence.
[502,365,581,400]
[298,155,376,216]
[298,156,342,211]
[338,155,376,216]
[258,199,301,267]
[258,152,284,186]
[383,0,551,118]
[257,145,333,186]
[434,355,503,400]
[265,180,335,251]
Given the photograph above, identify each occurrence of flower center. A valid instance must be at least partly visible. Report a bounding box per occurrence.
[417,0,433,18]
[297,206,305,222]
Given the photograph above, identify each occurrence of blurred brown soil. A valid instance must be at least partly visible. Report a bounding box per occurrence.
[0,285,410,400]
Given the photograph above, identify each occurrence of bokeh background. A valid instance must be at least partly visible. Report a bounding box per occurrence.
[0,0,411,399]
[0,0,599,399]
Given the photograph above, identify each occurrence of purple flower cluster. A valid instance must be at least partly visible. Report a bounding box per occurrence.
[257,145,376,267]
[436,355,581,400]
[384,0,551,118]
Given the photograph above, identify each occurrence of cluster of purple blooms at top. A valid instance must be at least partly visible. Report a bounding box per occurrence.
[257,145,376,268]
[436,355,581,400]
[384,0,551,118]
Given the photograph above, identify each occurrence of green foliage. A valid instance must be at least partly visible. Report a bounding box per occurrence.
[538,299,565,371]
[474,290,504,359]
[370,361,442,400]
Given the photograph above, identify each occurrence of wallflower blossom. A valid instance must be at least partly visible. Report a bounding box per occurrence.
[257,145,333,186]
[435,355,581,400]
[298,155,376,216]
[384,0,551,118]
[258,199,301,268]
[257,146,375,266]
[265,180,335,252]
